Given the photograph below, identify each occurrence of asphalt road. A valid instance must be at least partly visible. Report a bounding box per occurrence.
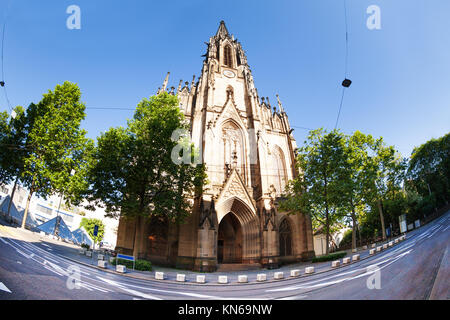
[0,212,448,300]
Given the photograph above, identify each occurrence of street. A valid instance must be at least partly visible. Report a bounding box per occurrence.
[0,212,448,300]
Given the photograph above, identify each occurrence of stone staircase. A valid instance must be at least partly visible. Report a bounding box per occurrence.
[216,263,262,272]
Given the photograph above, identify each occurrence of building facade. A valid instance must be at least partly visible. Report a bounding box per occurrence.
[115,21,315,271]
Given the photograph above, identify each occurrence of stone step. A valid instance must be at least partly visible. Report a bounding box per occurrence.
[216,263,262,272]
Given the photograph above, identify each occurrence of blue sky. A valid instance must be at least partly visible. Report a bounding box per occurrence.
[1,0,449,158]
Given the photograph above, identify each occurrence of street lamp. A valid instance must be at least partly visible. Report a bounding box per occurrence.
[54,169,76,237]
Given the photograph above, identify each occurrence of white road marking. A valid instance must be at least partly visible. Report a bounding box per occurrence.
[427,226,443,239]
[96,276,162,300]
[277,295,307,300]
[0,282,12,293]
[17,261,22,264]
[15,249,33,259]
[43,265,64,277]
[0,237,8,244]
[267,250,412,293]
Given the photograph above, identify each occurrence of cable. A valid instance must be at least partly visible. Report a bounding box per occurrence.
[335,87,346,130]
[343,0,349,78]
[334,0,350,130]
[1,0,13,112]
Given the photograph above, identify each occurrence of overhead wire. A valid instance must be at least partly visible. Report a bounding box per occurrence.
[1,0,13,112]
[334,0,350,130]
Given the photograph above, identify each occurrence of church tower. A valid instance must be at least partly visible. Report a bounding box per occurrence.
[115,21,315,271]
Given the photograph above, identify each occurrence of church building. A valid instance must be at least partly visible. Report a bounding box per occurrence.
[115,21,315,271]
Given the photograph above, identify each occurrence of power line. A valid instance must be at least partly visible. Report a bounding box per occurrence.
[1,0,13,112]
[335,0,351,130]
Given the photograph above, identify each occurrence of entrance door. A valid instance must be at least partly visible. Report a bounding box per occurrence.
[217,212,242,263]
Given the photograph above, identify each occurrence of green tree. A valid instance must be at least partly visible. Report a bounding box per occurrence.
[281,129,346,254]
[20,82,94,229]
[407,133,450,209]
[86,92,206,258]
[0,104,42,220]
[79,217,105,245]
[338,131,380,249]
[365,139,406,240]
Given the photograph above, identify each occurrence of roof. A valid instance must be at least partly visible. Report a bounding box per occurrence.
[0,195,38,228]
[37,216,77,242]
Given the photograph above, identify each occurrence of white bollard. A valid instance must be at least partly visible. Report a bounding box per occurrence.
[155,272,165,280]
[383,244,388,250]
[97,254,104,261]
[352,254,360,261]
[369,249,376,255]
[352,249,357,253]
[98,260,107,268]
[238,275,248,283]
[331,260,340,268]
[256,274,267,282]
[363,245,368,250]
[218,276,228,284]
[372,243,376,248]
[305,267,315,274]
[388,241,393,247]
[109,257,115,264]
[342,257,351,264]
[79,249,85,254]
[274,272,284,280]
[116,265,126,273]
[86,251,92,257]
[196,275,206,283]
[176,274,186,282]
[377,246,382,252]
[290,269,301,277]
[394,239,399,244]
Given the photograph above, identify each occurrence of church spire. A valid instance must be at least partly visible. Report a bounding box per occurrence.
[162,72,170,92]
[276,94,285,113]
[215,20,230,39]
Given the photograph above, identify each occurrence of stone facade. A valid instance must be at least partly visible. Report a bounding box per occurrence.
[115,21,315,271]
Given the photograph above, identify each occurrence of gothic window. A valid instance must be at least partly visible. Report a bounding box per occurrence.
[221,121,245,179]
[224,45,233,67]
[271,147,287,196]
[279,218,293,256]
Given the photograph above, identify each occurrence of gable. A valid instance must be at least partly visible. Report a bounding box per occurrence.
[216,169,256,214]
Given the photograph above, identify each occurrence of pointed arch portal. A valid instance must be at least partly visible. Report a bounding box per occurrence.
[216,196,260,264]
[218,212,242,263]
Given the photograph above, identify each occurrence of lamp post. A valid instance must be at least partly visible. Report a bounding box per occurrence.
[54,169,75,237]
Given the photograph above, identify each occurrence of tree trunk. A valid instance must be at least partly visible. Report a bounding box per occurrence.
[351,208,357,250]
[325,207,330,255]
[7,176,19,221]
[377,199,386,240]
[21,191,33,229]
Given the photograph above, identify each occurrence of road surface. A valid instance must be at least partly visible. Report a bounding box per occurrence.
[0,212,448,300]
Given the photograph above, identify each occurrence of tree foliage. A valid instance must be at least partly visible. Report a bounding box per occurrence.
[281,129,346,254]
[18,82,94,228]
[79,217,105,244]
[86,92,206,217]
[407,133,449,208]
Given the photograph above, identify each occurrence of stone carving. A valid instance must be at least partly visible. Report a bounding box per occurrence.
[199,197,215,230]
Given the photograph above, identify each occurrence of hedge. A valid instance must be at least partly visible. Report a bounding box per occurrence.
[110,258,152,271]
[312,251,347,263]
